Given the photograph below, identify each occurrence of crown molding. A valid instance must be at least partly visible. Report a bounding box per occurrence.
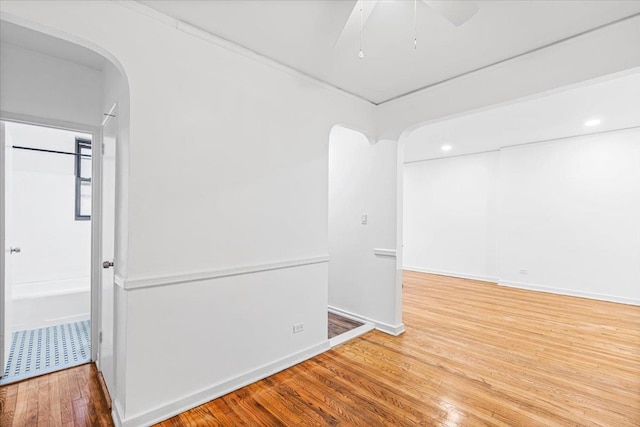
[117,1,375,106]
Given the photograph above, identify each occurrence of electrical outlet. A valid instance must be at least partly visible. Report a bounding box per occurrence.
[293,323,304,334]
[361,214,368,225]
[519,269,528,275]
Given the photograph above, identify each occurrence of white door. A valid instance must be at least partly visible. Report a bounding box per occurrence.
[1,121,15,376]
[98,111,117,392]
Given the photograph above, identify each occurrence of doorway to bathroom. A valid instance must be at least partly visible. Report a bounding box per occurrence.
[1,120,93,385]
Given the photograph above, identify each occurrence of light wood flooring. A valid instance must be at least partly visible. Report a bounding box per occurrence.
[159,271,640,426]
[2,271,639,426]
[0,363,112,426]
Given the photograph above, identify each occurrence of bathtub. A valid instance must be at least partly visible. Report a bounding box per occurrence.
[11,277,90,332]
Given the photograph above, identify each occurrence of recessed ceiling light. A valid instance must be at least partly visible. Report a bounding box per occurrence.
[441,145,452,152]
[584,119,601,127]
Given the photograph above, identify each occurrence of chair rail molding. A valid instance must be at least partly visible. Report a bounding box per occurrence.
[114,255,330,291]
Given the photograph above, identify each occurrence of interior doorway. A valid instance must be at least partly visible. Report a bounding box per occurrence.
[0,17,126,404]
[0,119,95,385]
[327,125,379,346]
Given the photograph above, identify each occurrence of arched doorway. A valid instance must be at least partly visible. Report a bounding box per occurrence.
[0,19,129,398]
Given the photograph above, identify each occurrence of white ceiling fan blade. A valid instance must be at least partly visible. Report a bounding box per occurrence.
[334,0,379,48]
[422,0,479,26]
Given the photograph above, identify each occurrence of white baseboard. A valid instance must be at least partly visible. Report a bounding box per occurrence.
[329,323,374,348]
[112,400,124,427]
[404,268,639,306]
[498,280,640,306]
[404,266,498,283]
[328,306,405,336]
[117,341,330,427]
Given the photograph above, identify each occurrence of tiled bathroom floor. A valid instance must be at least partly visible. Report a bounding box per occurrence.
[1,319,91,385]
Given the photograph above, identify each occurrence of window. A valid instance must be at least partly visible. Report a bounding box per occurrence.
[75,138,92,220]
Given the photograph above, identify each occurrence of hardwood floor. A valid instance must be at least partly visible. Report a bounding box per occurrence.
[328,312,364,339]
[0,363,113,426]
[160,272,640,426]
[3,271,639,426]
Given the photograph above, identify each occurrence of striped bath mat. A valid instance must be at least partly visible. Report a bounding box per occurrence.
[1,320,91,384]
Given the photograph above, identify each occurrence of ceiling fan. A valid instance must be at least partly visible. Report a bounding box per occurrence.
[335,0,480,57]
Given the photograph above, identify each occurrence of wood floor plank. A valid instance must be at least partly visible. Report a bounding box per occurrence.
[328,312,363,339]
[11,381,30,427]
[36,375,50,427]
[207,396,249,426]
[59,368,74,425]
[223,387,286,426]
[3,272,638,426]
[0,382,18,426]
[48,372,62,427]
[0,364,112,427]
[250,382,308,426]
[282,363,380,427]
[71,397,89,427]
[161,271,640,426]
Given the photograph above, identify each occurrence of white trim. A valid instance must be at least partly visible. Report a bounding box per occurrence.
[328,306,405,336]
[498,280,640,306]
[382,15,640,105]
[113,1,374,106]
[329,323,374,348]
[373,248,396,258]
[404,266,498,283]
[101,103,117,126]
[112,400,125,427]
[117,341,330,427]
[114,273,126,288]
[391,68,640,143]
[91,118,104,364]
[0,121,6,372]
[116,255,329,291]
[0,111,99,134]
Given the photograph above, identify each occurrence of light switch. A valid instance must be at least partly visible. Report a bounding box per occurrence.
[361,214,368,225]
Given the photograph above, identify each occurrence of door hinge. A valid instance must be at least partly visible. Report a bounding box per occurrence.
[99,331,103,343]
[102,143,105,155]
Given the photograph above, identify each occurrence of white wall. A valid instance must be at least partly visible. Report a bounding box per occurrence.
[0,43,103,126]
[7,122,92,330]
[0,2,376,424]
[403,128,640,304]
[125,263,328,420]
[2,2,637,426]
[403,151,499,282]
[497,129,640,304]
[328,126,401,334]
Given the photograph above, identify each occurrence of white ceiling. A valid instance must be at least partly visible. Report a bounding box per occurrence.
[0,20,105,71]
[404,71,640,163]
[139,0,640,104]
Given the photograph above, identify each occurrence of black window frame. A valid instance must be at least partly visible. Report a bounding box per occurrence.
[75,138,92,221]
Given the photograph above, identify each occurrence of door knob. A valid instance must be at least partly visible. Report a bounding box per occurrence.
[10,247,21,254]
[102,261,114,269]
